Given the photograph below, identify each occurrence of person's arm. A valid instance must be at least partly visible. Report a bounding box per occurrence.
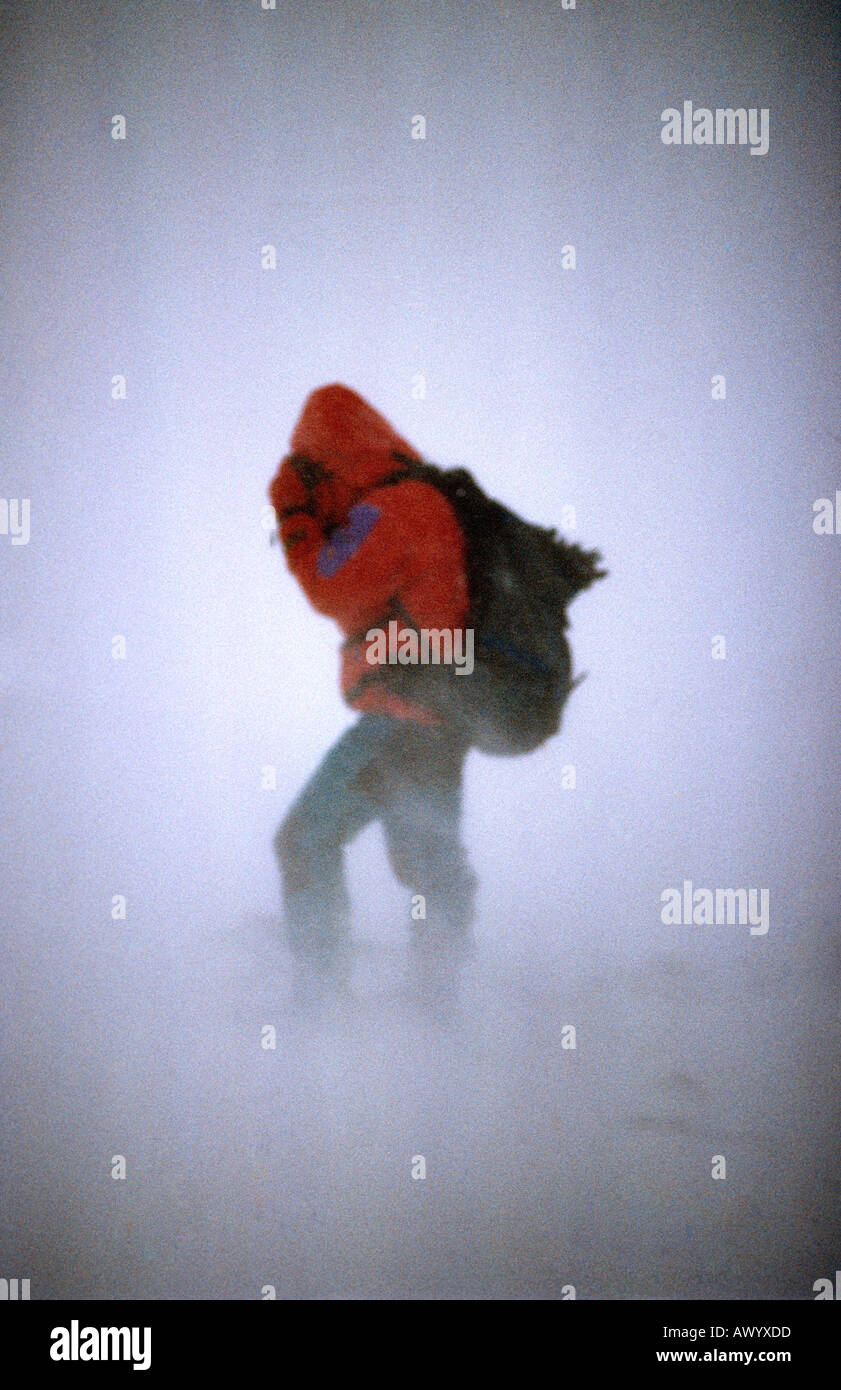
[270,468,467,633]
[269,458,402,625]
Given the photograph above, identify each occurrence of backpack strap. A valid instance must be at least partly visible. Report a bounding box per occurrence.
[369,451,429,489]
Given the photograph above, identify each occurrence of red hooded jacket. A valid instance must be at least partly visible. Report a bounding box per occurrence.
[269,385,469,723]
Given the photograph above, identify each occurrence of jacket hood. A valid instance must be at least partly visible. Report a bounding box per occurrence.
[287,384,421,491]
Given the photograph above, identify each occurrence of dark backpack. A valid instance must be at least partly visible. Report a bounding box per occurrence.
[377,453,606,756]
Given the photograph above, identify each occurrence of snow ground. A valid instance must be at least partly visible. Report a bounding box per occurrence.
[3,896,837,1300]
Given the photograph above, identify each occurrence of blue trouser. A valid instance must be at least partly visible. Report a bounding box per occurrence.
[275,714,476,973]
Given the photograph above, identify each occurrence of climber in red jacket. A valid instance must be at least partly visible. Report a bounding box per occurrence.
[269,384,477,1004]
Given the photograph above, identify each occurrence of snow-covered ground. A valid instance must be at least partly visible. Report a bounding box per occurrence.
[2,791,838,1300]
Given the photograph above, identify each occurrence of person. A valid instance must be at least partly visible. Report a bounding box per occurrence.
[269,384,477,1006]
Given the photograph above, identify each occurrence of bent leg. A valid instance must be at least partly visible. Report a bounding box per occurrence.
[275,715,400,977]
